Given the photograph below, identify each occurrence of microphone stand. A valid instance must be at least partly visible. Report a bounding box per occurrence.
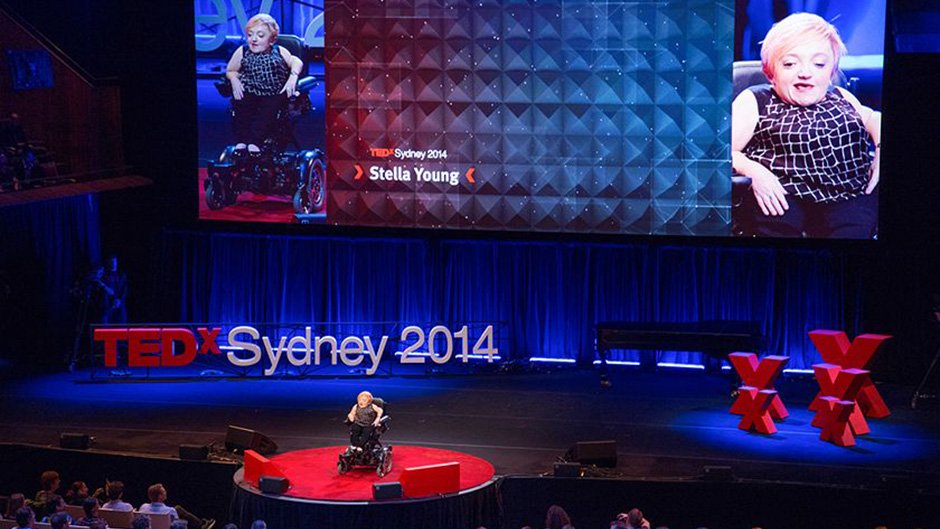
[911,311,940,409]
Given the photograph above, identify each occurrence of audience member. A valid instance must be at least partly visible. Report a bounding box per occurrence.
[34,470,61,506]
[139,483,215,529]
[15,506,36,529]
[41,495,72,524]
[65,482,89,506]
[544,504,574,529]
[49,512,70,529]
[75,497,107,529]
[250,521,266,529]
[4,493,26,519]
[101,481,134,512]
[624,508,650,529]
[222,524,238,529]
[170,521,187,529]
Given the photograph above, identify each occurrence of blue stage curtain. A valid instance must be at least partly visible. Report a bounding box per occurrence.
[170,231,858,369]
[0,195,101,363]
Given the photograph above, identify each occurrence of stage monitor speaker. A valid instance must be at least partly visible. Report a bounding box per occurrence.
[259,476,290,494]
[179,444,209,461]
[60,433,92,450]
[571,440,617,467]
[553,462,582,477]
[225,425,278,455]
[703,465,734,482]
[373,482,403,500]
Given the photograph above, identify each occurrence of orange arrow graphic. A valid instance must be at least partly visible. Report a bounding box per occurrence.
[465,167,476,184]
[354,164,363,180]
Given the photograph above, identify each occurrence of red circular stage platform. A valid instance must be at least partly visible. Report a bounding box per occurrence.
[231,445,500,529]
[268,445,495,501]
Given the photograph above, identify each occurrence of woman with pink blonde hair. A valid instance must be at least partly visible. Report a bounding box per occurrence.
[731,13,881,238]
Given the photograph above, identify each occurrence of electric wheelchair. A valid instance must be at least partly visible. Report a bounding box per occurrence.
[337,397,393,477]
[203,34,326,215]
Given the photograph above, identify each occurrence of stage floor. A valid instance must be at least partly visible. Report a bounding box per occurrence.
[1,365,938,492]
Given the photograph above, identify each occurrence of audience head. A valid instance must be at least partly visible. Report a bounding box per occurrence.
[545,504,572,529]
[66,481,88,502]
[5,493,26,519]
[250,521,267,529]
[107,481,126,501]
[40,471,61,492]
[82,497,99,518]
[46,494,66,517]
[170,522,187,529]
[50,512,70,529]
[222,524,238,529]
[132,514,152,529]
[147,483,167,503]
[15,507,35,528]
[627,508,646,527]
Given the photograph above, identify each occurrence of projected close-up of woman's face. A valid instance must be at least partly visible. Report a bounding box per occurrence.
[771,38,837,106]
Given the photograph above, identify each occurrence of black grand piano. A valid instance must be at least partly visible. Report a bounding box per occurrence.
[596,320,764,372]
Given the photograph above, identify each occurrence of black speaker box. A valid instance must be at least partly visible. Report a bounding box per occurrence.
[60,433,92,450]
[179,444,209,461]
[553,462,582,477]
[703,465,734,482]
[571,440,617,467]
[373,482,403,500]
[259,476,290,494]
[225,425,278,455]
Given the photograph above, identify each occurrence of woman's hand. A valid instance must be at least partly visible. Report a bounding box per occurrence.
[866,149,880,194]
[749,167,789,216]
[372,419,381,427]
[231,78,245,100]
[280,74,299,98]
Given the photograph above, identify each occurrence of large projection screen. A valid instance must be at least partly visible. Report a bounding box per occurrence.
[195,0,884,239]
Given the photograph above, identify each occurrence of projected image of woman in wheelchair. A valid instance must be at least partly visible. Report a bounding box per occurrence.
[204,13,326,215]
[338,391,393,477]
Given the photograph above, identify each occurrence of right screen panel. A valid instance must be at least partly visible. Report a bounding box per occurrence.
[731,0,885,238]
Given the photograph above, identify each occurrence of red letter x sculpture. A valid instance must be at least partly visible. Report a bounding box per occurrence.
[808,330,892,418]
[729,353,789,420]
[811,365,871,441]
[736,389,779,434]
[815,397,859,447]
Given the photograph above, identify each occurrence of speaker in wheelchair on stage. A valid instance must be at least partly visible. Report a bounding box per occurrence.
[337,397,394,478]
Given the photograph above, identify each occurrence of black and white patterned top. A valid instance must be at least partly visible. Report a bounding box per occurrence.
[743,84,873,203]
[239,44,290,97]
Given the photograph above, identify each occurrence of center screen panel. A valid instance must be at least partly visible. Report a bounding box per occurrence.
[195,0,884,239]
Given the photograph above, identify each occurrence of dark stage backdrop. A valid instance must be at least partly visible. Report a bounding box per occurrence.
[0,194,101,366]
[166,230,857,369]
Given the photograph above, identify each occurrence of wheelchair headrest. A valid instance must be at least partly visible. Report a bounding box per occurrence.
[372,397,386,409]
[276,34,305,61]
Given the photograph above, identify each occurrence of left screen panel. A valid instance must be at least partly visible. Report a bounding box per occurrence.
[196,1,327,223]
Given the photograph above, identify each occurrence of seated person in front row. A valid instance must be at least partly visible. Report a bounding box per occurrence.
[139,483,215,529]
[49,512,70,529]
[346,391,384,451]
[41,495,72,524]
[75,498,107,529]
[731,12,881,238]
[100,481,133,512]
[14,507,35,529]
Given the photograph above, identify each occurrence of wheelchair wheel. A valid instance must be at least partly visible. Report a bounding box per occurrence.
[376,450,392,477]
[337,458,349,475]
[206,176,226,210]
[293,151,326,214]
